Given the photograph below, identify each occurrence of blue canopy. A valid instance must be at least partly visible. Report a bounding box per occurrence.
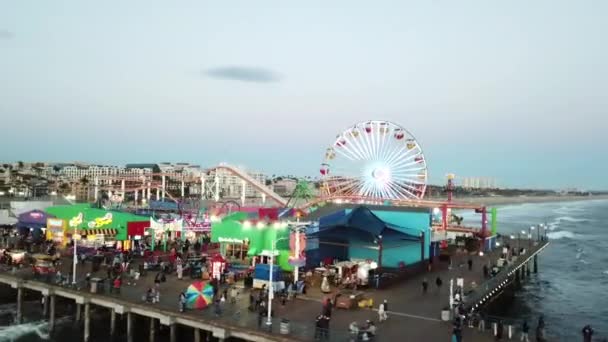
[315,206,420,242]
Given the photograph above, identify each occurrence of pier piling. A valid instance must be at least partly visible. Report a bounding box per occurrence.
[170,324,177,342]
[194,328,201,342]
[49,295,56,332]
[43,295,49,317]
[84,303,91,342]
[149,317,155,342]
[76,303,82,322]
[127,312,133,342]
[110,308,116,335]
[534,255,538,273]
[16,287,23,324]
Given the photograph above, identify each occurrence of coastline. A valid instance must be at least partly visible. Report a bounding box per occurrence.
[428,194,608,207]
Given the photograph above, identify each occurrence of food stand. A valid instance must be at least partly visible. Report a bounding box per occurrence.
[46,218,68,246]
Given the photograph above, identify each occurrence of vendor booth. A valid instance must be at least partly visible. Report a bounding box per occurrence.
[17,210,53,241]
[210,212,293,271]
[45,204,146,249]
[147,218,183,251]
[46,218,68,246]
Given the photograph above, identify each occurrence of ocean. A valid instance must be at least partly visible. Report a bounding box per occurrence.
[1,199,607,341]
[462,199,608,339]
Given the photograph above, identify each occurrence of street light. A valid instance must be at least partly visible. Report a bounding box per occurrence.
[266,237,286,327]
[529,226,535,247]
[72,233,82,285]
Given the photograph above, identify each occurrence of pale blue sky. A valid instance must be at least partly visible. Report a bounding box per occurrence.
[1,1,607,189]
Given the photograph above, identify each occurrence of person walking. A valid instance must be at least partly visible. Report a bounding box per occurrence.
[436,277,443,293]
[582,325,594,342]
[422,278,428,294]
[536,316,545,342]
[378,300,388,322]
[521,320,530,342]
[230,286,238,304]
[468,258,473,271]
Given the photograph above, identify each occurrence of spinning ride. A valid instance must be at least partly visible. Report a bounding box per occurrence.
[320,120,428,200]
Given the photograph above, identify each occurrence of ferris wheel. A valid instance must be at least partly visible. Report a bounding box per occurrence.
[320,120,428,201]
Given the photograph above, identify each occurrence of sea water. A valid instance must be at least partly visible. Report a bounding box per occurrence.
[463,199,608,339]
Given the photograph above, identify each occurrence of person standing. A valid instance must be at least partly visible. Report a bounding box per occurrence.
[467,258,473,271]
[422,278,428,294]
[179,292,186,312]
[436,277,443,293]
[496,320,504,341]
[521,320,530,342]
[176,256,183,280]
[582,325,594,342]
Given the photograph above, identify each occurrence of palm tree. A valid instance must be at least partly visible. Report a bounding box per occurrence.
[17,161,24,169]
[286,180,315,207]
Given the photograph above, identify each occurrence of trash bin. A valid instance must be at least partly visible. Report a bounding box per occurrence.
[280,319,290,335]
[90,279,98,293]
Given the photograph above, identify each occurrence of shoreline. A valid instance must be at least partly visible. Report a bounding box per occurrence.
[428,194,608,207]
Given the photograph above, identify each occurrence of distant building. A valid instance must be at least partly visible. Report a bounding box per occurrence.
[208,167,269,198]
[273,179,298,196]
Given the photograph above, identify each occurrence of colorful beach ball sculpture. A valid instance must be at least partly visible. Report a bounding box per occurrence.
[185,281,214,309]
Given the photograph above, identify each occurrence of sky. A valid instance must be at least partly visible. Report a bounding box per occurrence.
[1,1,607,190]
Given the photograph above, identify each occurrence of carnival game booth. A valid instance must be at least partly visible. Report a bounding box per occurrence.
[211,212,293,272]
[146,218,184,251]
[307,206,430,289]
[16,210,53,241]
[45,204,148,249]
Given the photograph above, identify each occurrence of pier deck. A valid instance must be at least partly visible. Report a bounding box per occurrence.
[0,237,549,341]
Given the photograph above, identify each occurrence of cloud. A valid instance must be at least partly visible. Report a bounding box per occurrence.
[0,30,14,39]
[205,66,281,83]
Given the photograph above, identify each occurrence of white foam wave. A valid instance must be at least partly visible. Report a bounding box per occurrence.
[554,216,589,223]
[547,231,578,240]
[0,316,71,341]
[603,270,608,276]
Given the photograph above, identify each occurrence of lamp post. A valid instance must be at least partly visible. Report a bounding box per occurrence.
[267,237,287,327]
[72,233,81,285]
[529,226,535,247]
[520,230,526,251]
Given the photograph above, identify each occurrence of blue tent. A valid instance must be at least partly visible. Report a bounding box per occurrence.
[308,206,426,268]
[315,206,421,241]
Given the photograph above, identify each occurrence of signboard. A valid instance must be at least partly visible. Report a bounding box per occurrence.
[150,218,183,232]
[69,213,83,228]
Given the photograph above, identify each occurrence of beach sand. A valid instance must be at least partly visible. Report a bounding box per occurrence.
[427,194,608,206]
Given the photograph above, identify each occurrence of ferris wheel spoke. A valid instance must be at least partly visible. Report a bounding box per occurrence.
[385,180,415,200]
[390,175,426,188]
[364,122,379,161]
[348,129,372,160]
[384,143,415,168]
[328,178,363,195]
[334,147,358,162]
[341,134,367,160]
[379,125,392,163]
[392,165,428,175]
[389,153,423,170]
[386,180,419,199]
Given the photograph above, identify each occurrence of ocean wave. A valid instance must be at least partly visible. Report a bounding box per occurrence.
[0,316,71,341]
[547,231,578,240]
[554,216,590,223]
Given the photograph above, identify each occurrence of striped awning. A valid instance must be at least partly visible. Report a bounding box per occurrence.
[77,229,117,236]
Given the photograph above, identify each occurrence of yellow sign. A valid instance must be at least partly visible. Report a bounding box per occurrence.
[88,213,112,228]
[69,213,83,228]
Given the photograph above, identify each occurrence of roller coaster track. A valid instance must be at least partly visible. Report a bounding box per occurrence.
[206,164,288,206]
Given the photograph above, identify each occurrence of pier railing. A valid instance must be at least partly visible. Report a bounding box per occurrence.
[475,314,607,342]
[465,237,550,310]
